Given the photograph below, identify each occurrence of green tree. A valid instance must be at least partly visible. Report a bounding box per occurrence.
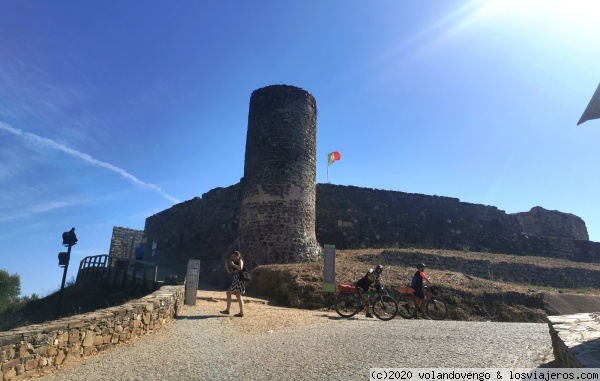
[0,269,21,313]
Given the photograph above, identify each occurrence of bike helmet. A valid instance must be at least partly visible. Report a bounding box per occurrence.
[375,264,383,273]
[417,263,426,269]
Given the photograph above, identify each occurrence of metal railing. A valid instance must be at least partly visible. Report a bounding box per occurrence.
[76,255,158,289]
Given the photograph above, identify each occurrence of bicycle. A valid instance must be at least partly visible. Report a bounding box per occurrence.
[391,285,448,320]
[334,284,398,321]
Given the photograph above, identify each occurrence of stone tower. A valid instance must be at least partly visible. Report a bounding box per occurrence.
[239,85,321,264]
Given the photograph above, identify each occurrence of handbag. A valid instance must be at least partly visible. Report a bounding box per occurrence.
[241,267,252,282]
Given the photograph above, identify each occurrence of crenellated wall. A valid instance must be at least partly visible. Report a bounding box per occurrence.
[0,286,184,380]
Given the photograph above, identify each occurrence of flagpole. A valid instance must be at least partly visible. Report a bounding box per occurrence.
[326,153,330,183]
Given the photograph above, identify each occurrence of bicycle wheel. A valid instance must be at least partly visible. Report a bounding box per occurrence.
[396,295,414,319]
[371,295,398,321]
[425,296,448,320]
[335,293,360,318]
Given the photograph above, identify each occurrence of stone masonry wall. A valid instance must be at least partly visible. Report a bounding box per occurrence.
[240,85,321,264]
[316,184,600,262]
[143,184,243,267]
[141,184,600,278]
[0,286,184,380]
[515,206,589,241]
[109,227,144,260]
[316,184,522,251]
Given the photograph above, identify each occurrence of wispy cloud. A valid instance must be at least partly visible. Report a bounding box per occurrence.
[0,198,81,223]
[29,200,81,213]
[0,121,181,204]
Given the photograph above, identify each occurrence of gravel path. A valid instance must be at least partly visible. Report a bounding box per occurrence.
[38,292,554,381]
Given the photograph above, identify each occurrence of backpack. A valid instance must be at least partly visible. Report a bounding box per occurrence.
[410,274,418,288]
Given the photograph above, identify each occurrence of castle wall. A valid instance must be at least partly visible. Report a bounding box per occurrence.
[141,183,600,270]
[315,184,600,262]
[142,184,242,267]
[316,184,523,251]
[515,206,589,240]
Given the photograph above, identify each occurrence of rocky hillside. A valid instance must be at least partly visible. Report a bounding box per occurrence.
[244,248,600,322]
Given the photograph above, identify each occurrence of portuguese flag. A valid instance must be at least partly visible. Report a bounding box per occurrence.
[327,151,341,166]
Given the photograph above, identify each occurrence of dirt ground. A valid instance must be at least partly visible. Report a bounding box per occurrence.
[194,289,332,335]
[191,287,600,340]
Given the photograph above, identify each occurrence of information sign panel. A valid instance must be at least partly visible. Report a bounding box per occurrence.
[323,245,335,292]
[185,259,200,306]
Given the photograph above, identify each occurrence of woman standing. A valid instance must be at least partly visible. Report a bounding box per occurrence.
[220,251,245,317]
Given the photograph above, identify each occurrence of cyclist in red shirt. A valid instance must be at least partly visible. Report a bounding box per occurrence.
[412,263,430,318]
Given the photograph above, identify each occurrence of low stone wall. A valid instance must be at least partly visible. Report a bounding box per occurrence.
[547,312,600,367]
[0,285,184,380]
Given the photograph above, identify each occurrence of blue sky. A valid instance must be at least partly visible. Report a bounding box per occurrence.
[1,0,599,297]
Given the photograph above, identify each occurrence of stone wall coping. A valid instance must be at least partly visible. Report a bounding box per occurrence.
[547,312,600,368]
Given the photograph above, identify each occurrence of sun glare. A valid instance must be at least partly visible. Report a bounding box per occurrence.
[395,0,600,61]
[477,0,600,34]
[443,0,600,73]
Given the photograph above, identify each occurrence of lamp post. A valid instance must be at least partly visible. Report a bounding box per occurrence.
[57,227,77,319]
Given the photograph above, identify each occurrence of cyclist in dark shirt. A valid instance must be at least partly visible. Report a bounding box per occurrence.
[355,264,383,318]
[412,263,430,318]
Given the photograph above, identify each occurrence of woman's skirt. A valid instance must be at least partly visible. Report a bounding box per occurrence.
[228,271,245,294]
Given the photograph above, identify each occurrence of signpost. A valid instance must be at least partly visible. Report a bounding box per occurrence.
[323,244,336,292]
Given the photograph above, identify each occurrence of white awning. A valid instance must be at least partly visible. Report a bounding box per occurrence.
[577,82,600,125]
